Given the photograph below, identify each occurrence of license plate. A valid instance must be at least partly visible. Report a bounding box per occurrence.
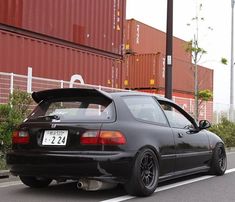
[42,130,68,146]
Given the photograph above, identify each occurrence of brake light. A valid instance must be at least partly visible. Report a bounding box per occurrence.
[80,131,99,145]
[12,130,29,144]
[80,131,126,145]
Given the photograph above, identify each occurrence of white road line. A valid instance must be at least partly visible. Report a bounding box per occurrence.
[0,181,22,188]
[100,167,235,202]
[225,168,235,174]
[100,196,135,202]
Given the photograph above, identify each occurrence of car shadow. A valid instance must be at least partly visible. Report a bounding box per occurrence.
[9,173,209,201]
[12,181,126,201]
[158,172,209,187]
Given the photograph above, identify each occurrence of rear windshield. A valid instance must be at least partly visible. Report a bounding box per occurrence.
[27,97,115,122]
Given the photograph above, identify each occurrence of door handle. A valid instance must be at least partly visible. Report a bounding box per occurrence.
[178,133,184,138]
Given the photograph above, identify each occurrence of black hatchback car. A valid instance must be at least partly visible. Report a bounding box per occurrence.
[7,88,227,196]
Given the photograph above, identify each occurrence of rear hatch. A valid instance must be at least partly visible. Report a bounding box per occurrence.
[13,88,115,152]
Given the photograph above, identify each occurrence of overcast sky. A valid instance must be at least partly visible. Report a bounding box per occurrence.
[126,0,231,108]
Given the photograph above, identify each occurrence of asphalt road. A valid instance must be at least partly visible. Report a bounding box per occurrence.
[1,152,235,202]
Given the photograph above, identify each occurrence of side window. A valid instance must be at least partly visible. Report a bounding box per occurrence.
[160,102,194,129]
[122,96,168,125]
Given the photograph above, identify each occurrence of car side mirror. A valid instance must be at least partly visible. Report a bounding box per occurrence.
[199,120,211,130]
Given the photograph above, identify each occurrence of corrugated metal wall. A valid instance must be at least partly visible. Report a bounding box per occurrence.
[125,19,192,61]
[122,53,161,88]
[0,30,122,88]
[122,53,213,94]
[0,0,126,55]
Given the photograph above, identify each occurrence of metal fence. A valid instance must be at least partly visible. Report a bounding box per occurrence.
[0,71,218,123]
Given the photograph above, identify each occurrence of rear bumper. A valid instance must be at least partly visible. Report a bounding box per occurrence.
[6,151,135,183]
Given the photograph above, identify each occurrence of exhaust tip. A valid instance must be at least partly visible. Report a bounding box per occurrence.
[76,179,117,191]
[77,181,83,189]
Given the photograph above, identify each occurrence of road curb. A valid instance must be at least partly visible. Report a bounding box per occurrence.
[0,170,10,179]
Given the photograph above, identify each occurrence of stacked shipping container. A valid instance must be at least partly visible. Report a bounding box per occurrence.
[0,0,126,56]
[125,19,191,60]
[0,1,214,120]
[123,19,213,94]
[0,0,126,88]
[122,53,213,96]
[0,30,122,88]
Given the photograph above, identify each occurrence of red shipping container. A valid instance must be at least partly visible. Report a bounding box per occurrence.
[122,53,162,89]
[157,54,213,94]
[123,53,213,94]
[125,19,191,61]
[198,65,214,91]
[0,0,126,55]
[0,30,122,88]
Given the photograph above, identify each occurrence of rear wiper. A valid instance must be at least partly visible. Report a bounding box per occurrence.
[32,115,60,120]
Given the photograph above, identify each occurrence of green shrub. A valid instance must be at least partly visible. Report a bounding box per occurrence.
[209,117,235,148]
[0,90,33,154]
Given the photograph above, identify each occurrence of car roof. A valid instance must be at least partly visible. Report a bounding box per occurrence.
[108,91,174,103]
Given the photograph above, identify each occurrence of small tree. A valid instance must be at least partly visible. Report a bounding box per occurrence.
[0,90,33,154]
[185,3,227,120]
[198,89,213,102]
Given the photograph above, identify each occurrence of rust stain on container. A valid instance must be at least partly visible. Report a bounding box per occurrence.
[125,19,191,61]
[0,0,126,55]
[0,30,122,88]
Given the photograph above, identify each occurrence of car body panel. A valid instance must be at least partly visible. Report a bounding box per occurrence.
[6,88,224,184]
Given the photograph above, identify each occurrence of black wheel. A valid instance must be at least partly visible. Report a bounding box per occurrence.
[210,144,227,176]
[19,176,52,188]
[124,148,159,196]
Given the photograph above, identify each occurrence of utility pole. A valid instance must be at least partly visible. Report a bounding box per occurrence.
[165,0,173,100]
[230,0,234,121]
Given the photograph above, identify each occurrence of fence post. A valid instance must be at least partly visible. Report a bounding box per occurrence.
[204,102,207,120]
[10,73,14,94]
[189,99,192,114]
[27,67,32,93]
[60,80,64,88]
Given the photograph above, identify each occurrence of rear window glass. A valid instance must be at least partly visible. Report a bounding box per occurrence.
[28,97,115,122]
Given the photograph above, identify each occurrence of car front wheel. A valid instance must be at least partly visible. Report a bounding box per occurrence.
[20,176,52,188]
[124,148,159,196]
[210,144,227,176]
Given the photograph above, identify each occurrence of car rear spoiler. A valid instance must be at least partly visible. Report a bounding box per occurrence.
[32,88,113,103]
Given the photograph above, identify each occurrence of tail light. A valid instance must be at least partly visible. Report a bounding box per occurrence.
[12,130,29,144]
[80,130,126,145]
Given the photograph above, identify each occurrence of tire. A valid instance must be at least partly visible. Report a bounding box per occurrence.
[20,176,52,188]
[124,148,159,196]
[210,143,227,176]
